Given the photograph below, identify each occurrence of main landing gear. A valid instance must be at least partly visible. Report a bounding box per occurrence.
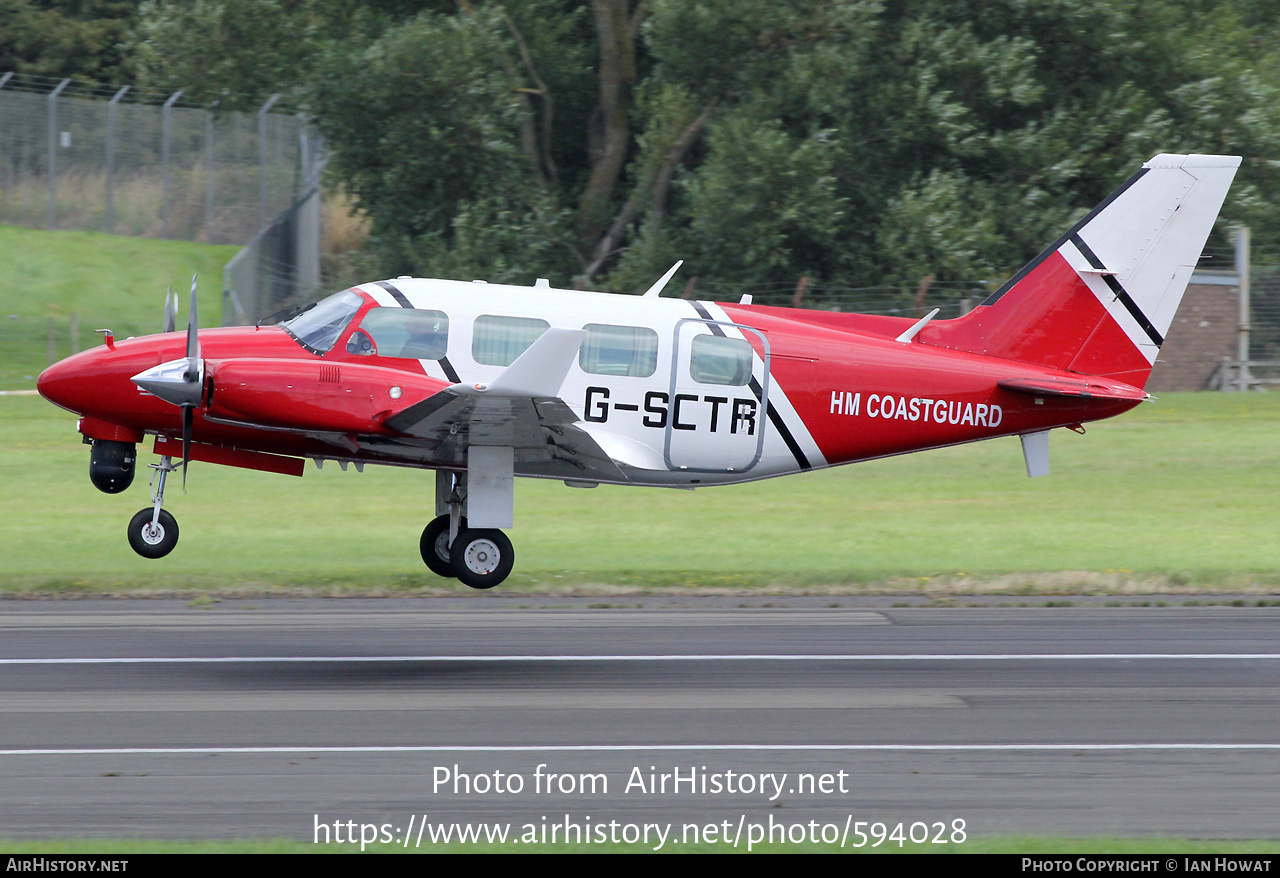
[420,515,514,589]
[126,455,180,559]
[421,469,515,589]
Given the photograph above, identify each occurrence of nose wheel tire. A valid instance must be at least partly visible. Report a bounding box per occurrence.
[449,528,514,590]
[127,508,179,559]
[419,515,463,579]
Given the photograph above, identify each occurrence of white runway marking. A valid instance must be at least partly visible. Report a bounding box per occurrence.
[1,653,1279,664]
[3,743,1280,756]
[0,689,967,711]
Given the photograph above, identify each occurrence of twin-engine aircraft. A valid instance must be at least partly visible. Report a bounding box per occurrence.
[38,154,1240,588]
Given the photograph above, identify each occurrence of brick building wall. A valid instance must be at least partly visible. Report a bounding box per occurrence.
[1145,281,1238,392]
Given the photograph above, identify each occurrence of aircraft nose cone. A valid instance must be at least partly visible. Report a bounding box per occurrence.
[37,355,83,412]
[38,345,128,415]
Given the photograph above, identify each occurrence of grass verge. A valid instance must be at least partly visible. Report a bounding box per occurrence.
[3,391,1278,597]
[0,224,241,391]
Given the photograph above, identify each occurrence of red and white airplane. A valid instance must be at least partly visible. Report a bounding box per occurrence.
[38,153,1239,588]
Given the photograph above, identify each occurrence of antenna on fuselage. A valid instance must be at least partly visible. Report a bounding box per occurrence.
[641,261,684,298]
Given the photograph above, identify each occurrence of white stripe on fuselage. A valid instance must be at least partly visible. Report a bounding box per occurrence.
[697,300,828,469]
[372,279,818,486]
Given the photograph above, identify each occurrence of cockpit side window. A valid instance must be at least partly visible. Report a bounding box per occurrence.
[280,290,363,354]
[351,308,450,359]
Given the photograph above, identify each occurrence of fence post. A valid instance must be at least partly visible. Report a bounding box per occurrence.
[205,106,215,243]
[1235,226,1252,391]
[161,90,183,238]
[47,79,71,230]
[258,94,281,227]
[105,85,130,234]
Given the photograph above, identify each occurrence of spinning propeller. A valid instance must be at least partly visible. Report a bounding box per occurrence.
[131,276,203,488]
[162,286,178,334]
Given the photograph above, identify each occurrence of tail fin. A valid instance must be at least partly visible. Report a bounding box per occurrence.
[922,154,1240,388]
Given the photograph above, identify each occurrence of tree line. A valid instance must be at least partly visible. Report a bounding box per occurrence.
[5,0,1280,303]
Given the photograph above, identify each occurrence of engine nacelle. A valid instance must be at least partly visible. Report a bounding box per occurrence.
[206,358,450,434]
[89,439,136,494]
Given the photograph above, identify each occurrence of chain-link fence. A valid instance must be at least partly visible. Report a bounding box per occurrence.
[222,177,322,325]
[1214,262,1280,389]
[1251,265,1280,362]
[0,72,321,246]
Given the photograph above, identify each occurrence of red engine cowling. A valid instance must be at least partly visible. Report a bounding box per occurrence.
[205,358,451,434]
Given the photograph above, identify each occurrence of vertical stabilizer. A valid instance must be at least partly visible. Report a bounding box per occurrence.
[921,154,1240,388]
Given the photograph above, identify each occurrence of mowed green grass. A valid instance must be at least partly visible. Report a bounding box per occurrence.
[2,391,1278,594]
[0,224,241,390]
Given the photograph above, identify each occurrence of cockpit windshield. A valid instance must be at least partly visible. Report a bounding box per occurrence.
[280,290,363,353]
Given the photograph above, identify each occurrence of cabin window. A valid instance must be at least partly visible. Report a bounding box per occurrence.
[351,308,449,359]
[579,324,658,378]
[689,334,753,386]
[281,290,363,354]
[472,315,549,366]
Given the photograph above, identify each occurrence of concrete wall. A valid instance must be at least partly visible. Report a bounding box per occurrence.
[1146,281,1238,392]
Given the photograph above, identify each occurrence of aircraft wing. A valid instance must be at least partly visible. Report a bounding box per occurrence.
[382,329,631,482]
[382,388,628,481]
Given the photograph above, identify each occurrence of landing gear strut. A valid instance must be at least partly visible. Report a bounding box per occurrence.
[420,470,515,589]
[127,455,179,558]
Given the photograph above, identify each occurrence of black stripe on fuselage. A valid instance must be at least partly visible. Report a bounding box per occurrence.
[375,279,462,381]
[374,280,413,309]
[438,357,461,384]
[980,167,1151,307]
[1068,233,1164,347]
[688,301,811,470]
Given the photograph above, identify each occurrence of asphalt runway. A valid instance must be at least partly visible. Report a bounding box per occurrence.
[2,597,1279,846]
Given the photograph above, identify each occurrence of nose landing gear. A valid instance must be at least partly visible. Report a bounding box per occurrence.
[127,455,180,559]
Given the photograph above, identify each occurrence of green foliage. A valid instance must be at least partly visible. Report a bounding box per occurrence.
[876,170,1006,284]
[0,0,139,83]
[307,7,580,282]
[683,115,846,286]
[118,0,1280,296]
[133,0,320,111]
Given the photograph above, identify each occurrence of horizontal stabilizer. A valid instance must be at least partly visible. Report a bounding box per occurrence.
[998,377,1147,401]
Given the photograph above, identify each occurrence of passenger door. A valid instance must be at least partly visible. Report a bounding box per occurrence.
[664,318,769,474]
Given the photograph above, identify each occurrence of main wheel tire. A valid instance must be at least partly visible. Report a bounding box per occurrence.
[449,528,514,590]
[127,508,179,559]
[419,515,463,579]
